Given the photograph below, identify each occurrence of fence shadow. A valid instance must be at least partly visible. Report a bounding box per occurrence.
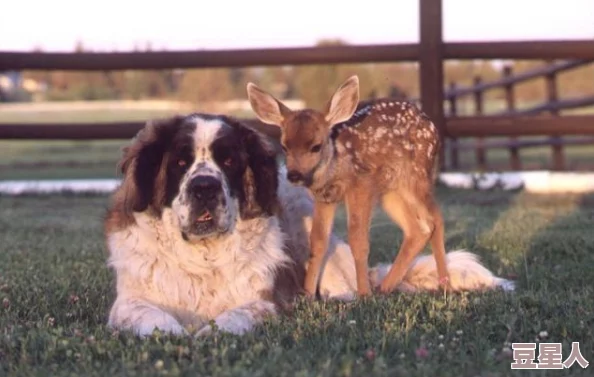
[523,193,594,290]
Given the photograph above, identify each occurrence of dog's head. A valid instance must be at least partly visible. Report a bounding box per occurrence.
[112,113,279,243]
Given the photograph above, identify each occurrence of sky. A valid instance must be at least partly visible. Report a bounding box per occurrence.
[1,0,593,52]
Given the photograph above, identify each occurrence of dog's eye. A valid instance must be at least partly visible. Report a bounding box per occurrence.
[177,159,187,167]
[310,144,322,153]
[224,157,233,167]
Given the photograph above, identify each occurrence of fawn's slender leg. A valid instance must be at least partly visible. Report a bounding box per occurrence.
[378,190,434,293]
[427,198,452,290]
[303,201,337,297]
[344,187,374,297]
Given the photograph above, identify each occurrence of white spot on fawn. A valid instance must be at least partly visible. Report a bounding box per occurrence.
[374,127,388,140]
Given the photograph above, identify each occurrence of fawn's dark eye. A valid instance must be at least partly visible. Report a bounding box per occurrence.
[281,145,288,153]
[310,144,322,153]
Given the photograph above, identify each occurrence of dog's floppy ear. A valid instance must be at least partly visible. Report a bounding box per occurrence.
[116,116,182,215]
[224,117,279,219]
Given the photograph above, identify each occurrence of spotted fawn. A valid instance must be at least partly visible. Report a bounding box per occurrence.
[246,75,451,297]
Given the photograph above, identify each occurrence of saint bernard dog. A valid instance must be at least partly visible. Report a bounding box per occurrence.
[104,113,514,337]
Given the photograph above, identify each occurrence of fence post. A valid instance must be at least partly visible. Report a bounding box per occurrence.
[473,75,486,170]
[419,0,446,172]
[545,61,565,170]
[503,65,521,170]
[447,82,459,170]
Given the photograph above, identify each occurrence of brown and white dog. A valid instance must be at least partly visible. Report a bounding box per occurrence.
[104,113,514,337]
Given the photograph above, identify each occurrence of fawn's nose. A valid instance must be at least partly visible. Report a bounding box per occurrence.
[189,175,222,201]
[287,170,304,183]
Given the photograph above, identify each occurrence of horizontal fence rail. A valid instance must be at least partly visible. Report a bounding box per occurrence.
[2,40,594,71]
[0,119,280,138]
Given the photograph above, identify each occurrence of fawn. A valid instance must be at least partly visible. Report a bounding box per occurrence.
[246,76,451,297]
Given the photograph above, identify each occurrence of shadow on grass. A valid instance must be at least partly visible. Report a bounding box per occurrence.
[513,193,594,361]
[522,193,594,290]
[330,185,522,278]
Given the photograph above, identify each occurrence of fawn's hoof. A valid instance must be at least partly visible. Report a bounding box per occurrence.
[376,282,398,296]
[356,289,373,298]
[438,276,454,292]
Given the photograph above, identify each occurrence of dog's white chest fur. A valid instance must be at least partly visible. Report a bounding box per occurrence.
[107,209,289,331]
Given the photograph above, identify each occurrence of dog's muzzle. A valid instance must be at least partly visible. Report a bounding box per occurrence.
[182,175,229,239]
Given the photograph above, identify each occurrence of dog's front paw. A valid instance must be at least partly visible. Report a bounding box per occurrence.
[134,315,188,337]
[194,313,249,337]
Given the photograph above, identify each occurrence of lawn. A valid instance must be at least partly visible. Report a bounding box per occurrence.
[1,188,593,376]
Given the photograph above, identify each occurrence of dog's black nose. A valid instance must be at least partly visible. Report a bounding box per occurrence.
[287,170,304,183]
[189,175,222,200]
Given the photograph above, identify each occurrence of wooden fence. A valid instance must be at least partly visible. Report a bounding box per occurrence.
[1,0,594,172]
[444,59,594,171]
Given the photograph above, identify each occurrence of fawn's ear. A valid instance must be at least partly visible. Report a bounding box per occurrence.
[246,83,292,126]
[324,75,360,126]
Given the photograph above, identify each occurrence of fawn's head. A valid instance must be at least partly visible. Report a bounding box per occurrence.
[246,75,360,186]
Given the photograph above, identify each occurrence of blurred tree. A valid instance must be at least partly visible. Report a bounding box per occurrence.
[177,68,234,105]
[228,68,259,99]
[293,39,376,108]
[372,62,419,99]
[556,62,594,98]
[258,66,295,98]
[510,61,547,105]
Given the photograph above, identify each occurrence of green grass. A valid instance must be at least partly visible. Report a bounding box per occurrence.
[1,189,593,376]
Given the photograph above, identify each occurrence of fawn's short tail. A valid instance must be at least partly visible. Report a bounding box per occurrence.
[369,250,515,293]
